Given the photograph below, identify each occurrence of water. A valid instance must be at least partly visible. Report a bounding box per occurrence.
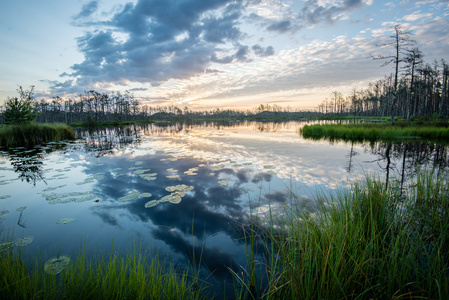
[0,120,448,293]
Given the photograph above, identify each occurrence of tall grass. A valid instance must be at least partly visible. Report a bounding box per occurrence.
[300,123,449,142]
[235,172,449,299]
[0,245,205,300]
[0,122,75,148]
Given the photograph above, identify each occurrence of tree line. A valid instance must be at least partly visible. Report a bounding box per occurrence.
[318,25,449,123]
[0,86,316,124]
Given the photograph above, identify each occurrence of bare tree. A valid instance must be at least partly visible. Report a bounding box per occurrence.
[372,24,416,124]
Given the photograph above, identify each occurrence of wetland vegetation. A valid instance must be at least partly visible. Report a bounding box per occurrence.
[2,171,448,299]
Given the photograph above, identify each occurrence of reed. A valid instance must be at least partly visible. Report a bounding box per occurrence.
[300,123,449,142]
[234,172,449,299]
[0,244,204,300]
[0,122,75,148]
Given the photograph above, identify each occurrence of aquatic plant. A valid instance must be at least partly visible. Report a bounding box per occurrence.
[0,245,204,300]
[300,123,449,142]
[0,122,75,148]
[232,171,449,299]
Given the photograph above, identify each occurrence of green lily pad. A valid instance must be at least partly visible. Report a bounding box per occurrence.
[0,195,12,200]
[14,236,34,247]
[56,218,77,224]
[16,206,27,211]
[166,168,178,173]
[0,242,14,252]
[218,180,228,186]
[140,193,152,198]
[118,192,140,202]
[140,173,157,181]
[0,210,9,218]
[44,256,71,275]
[166,175,180,179]
[165,184,194,193]
[144,200,160,208]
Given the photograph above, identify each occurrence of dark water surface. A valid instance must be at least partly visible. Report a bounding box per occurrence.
[1,120,448,294]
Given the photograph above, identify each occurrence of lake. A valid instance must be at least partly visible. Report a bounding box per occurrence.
[0,120,447,294]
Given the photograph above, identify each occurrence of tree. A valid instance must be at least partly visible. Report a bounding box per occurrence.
[372,24,415,124]
[4,85,37,125]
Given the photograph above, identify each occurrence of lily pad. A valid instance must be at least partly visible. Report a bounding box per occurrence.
[0,210,9,218]
[167,168,178,173]
[118,192,140,202]
[16,206,27,211]
[166,175,180,179]
[44,256,71,275]
[14,236,34,247]
[0,242,14,252]
[144,200,160,208]
[160,194,182,204]
[140,193,152,198]
[140,173,157,181]
[0,195,12,200]
[165,184,194,193]
[218,180,228,186]
[263,165,275,169]
[56,218,77,224]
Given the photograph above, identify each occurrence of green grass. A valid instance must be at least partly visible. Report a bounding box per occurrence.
[234,172,449,299]
[0,122,75,148]
[0,245,206,300]
[300,122,449,142]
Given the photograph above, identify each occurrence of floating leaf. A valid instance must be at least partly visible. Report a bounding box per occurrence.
[144,200,160,208]
[44,256,71,275]
[140,193,152,198]
[0,210,9,218]
[118,192,140,202]
[165,184,194,193]
[166,168,178,173]
[140,174,157,181]
[166,175,180,179]
[56,218,76,224]
[160,194,182,204]
[16,206,27,211]
[134,161,144,165]
[0,242,14,252]
[14,236,34,247]
[218,180,228,186]
[263,165,275,169]
[0,195,12,200]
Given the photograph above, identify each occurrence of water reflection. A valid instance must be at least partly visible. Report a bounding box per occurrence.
[1,121,448,296]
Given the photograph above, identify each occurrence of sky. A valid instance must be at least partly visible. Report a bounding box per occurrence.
[1,0,448,111]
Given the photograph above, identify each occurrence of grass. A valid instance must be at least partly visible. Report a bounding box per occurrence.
[2,172,448,299]
[300,122,449,142]
[0,244,206,300]
[234,171,449,299]
[0,122,75,148]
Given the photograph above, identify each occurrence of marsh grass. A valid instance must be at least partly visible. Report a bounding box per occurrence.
[300,122,449,142]
[234,172,449,299]
[0,244,205,300]
[0,122,75,148]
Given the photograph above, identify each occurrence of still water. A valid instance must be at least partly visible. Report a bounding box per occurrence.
[0,120,447,290]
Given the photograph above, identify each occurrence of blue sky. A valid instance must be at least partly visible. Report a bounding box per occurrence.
[1,0,448,110]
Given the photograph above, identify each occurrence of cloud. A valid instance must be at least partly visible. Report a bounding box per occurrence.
[73,1,99,20]
[252,44,275,57]
[300,0,367,25]
[63,0,256,90]
[266,20,292,33]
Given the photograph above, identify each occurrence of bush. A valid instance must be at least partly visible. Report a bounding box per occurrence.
[3,86,37,125]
